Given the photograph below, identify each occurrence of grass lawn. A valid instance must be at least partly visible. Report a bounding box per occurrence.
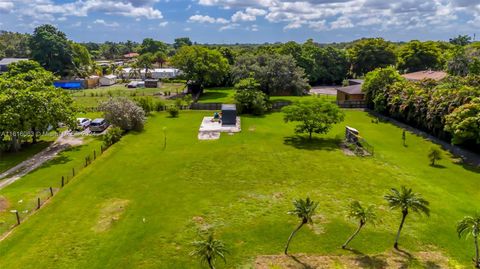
[71,83,184,109]
[0,110,478,268]
[198,87,336,104]
[0,142,51,174]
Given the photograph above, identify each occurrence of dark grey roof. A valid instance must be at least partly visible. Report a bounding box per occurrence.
[348,79,364,85]
[0,58,29,65]
[336,84,363,95]
[222,104,236,110]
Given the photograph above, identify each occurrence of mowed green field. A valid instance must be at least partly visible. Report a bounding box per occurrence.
[0,110,479,268]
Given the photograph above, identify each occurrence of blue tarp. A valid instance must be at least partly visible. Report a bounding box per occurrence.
[54,81,84,89]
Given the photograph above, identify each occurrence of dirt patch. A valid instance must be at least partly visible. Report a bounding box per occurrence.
[0,196,9,212]
[92,198,129,233]
[254,250,452,269]
[56,135,84,147]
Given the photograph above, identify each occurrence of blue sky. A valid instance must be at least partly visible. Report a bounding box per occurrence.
[0,0,479,44]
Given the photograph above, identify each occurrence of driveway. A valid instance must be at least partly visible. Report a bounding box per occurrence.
[310,86,338,95]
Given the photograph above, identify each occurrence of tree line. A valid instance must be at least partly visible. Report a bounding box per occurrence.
[363,67,480,149]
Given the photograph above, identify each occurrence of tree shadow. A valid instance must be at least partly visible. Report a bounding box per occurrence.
[283,136,341,151]
[198,91,229,101]
[288,255,315,269]
[429,164,446,169]
[424,261,442,269]
[344,248,389,269]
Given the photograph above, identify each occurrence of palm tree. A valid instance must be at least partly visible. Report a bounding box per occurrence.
[191,232,228,269]
[342,201,377,249]
[457,213,480,268]
[384,186,430,249]
[284,197,318,255]
[154,51,168,68]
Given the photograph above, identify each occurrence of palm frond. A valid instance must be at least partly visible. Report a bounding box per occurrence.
[288,197,318,223]
[384,186,430,216]
[457,214,480,239]
[190,233,228,267]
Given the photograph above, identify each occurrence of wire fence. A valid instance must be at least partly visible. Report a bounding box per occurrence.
[1,144,111,236]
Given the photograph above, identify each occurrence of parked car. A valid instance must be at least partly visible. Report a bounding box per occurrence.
[126,81,145,88]
[89,118,109,132]
[76,118,91,130]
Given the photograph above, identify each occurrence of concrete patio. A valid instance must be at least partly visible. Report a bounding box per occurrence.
[198,116,241,140]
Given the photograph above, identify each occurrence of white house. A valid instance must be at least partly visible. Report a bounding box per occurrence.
[0,58,29,73]
[99,75,117,86]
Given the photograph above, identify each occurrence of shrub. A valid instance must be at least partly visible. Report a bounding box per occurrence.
[155,100,166,111]
[102,126,123,148]
[428,147,443,166]
[234,78,270,115]
[167,106,179,117]
[99,97,146,131]
[135,97,155,114]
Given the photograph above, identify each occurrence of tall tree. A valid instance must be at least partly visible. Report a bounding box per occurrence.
[0,60,75,151]
[70,42,92,77]
[174,37,192,50]
[232,53,310,96]
[137,53,155,78]
[29,25,74,77]
[282,98,345,139]
[444,98,480,145]
[153,51,168,68]
[347,38,397,76]
[457,213,480,268]
[171,46,229,95]
[342,201,377,249]
[362,67,403,111]
[0,31,31,58]
[384,186,430,249]
[139,38,168,55]
[450,35,472,46]
[284,197,318,255]
[397,41,442,73]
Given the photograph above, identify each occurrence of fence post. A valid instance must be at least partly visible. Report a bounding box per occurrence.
[49,187,53,197]
[13,210,20,225]
[94,150,96,160]
[61,176,64,187]
[72,167,75,177]
[37,197,41,210]
[85,157,88,167]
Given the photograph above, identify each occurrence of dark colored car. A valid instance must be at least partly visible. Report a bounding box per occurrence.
[89,118,109,132]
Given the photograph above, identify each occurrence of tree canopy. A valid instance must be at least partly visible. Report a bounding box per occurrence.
[347,38,397,76]
[29,25,74,77]
[397,41,442,73]
[282,98,345,139]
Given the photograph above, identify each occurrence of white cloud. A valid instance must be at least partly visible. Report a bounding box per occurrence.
[159,21,168,27]
[17,0,163,22]
[219,23,240,31]
[231,7,267,22]
[0,1,14,13]
[188,14,229,24]
[94,19,120,27]
[198,0,472,32]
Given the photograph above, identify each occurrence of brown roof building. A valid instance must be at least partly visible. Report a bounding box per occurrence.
[336,79,366,108]
[402,70,447,81]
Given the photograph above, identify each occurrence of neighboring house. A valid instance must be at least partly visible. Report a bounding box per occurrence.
[99,75,117,86]
[402,70,447,81]
[336,79,366,108]
[121,68,181,79]
[0,58,29,73]
[123,53,139,59]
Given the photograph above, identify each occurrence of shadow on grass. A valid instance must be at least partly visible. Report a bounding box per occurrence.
[429,164,446,169]
[288,255,315,269]
[283,136,341,151]
[199,91,230,102]
[343,248,389,269]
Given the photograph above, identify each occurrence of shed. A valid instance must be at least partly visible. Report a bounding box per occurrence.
[221,104,237,126]
[0,58,29,73]
[86,75,99,89]
[145,79,159,88]
[99,75,117,86]
[336,84,364,102]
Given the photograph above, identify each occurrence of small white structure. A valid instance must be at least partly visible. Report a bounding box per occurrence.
[99,75,117,86]
[0,58,29,73]
[198,117,241,140]
[121,68,181,79]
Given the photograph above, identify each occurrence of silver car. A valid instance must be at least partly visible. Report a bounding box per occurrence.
[89,118,109,133]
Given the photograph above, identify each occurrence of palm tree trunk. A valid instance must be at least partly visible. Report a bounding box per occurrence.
[285,221,305,255]
[342,221,364,249]
[394,211,408,249]
[207,257,215,269]
[475,235,479,268]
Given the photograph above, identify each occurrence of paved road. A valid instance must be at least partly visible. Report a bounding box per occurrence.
[0,134,83,190]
